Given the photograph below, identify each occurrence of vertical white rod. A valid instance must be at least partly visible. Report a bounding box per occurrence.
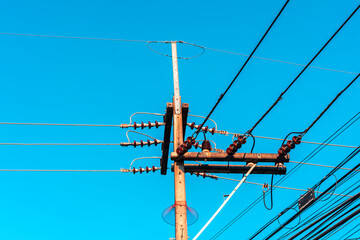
[192,164,257,240]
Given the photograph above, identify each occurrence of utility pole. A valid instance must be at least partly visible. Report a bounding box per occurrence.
[171,41,188,240]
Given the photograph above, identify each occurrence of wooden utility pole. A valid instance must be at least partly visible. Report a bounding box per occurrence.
[171,41,188,240]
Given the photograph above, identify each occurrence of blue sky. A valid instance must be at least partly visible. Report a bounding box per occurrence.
[0,0,359,239]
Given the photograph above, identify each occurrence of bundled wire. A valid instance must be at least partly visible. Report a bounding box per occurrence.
[209,112,360,240]
[262,148,360,240]
[277,178,360,239]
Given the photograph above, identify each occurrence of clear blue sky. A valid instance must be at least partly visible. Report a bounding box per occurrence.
[0,0,359,239]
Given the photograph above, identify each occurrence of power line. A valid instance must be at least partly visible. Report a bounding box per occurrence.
[252,134,358,149]
[2,34,358,76]
[216,176,353,198]
[313,207,360,240]
[0,32,150,42]
[0,122,122,127]
[289,160,360,172]
[190,0,290,139]
[263,148,360,239]
[1,121,357,149]
[302,73,360,136]
[209,111,360,240]
[201,46,359,75]
[246,4,360,135]
[287,191,360,239]
[0,169,124,172]
[277,178,360,240]
[0,143,121,145]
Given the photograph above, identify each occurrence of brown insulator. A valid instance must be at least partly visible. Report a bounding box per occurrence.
[194,142,199,149]
[292,135,302,144]
[133,167,136,174]
[148,121,151,129]
[281,144,290,153]
[152,166,156,172]
[147,139,151,146]
[211,128,216,135]
[226,144,236,155]
[238,136,247,144]
[201,140,212,151]
[146,166,149,173]
[155,121,159,128]
[141,122,144,129]
[184,141,192,150]
[204,126,208,133]
[190,122,195,129]
[176,145,186,155]
[278,148,285,155]
[133,140,137,148]
[233,140,242,149]
[186,136,195,145]
[287,140,295,149]
[133,122,137,130]
[140,140,144,147]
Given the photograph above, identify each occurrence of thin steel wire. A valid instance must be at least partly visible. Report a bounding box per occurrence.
[216,177,353,198]
[125,130,160,142]
[0,32,150,42]
[1,32,358,75]
[0,169,124,172]
[201,46,358,75]
[289,161,360,172]
[129,157,161,169]
[0,143,120,145]
[0,122,121,127]
[251,135,357,149]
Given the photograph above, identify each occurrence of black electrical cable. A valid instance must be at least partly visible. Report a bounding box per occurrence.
[190,0,290,140]
[278,180,360,240]
[313,207,360,240]
[304,202,360,240]
[288,192,360,239]
[264,150,360,240]
[245,3,360,135]
[301,73,360,136]
[247,113,360,239]
[340,221,360,239]
[250,145,360,240]
[280,175,360,239]
[210,112,360,240]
